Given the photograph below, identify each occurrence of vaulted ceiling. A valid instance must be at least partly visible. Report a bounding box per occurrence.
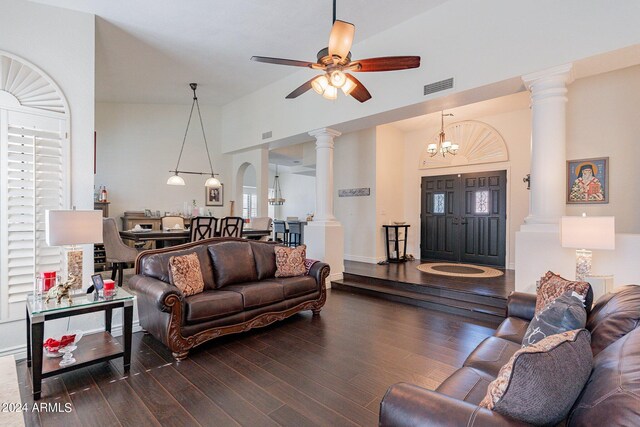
[30,0,449,105]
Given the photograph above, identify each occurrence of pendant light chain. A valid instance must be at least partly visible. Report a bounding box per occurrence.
[174,96,196,172]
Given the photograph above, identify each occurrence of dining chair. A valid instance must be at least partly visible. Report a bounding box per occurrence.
[288,221,302,247]
[251,217,273,241]
[219,216,244,238]
[273,220,288,245]
[102,218,141,287]
[190,216,218,242]
[161,215,183,230]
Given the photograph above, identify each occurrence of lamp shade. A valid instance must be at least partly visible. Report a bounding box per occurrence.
[560,216,615,250]
[46,210,103,246]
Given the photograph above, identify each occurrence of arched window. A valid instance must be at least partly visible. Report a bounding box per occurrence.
[0,51,70,321]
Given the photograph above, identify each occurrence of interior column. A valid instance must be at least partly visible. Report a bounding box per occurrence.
[515,64,575,293]
[305,128,344,283]
[522,64,573,226]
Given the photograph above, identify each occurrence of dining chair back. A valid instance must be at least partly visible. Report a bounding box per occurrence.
[161,216,183,230]
[219,216,244,238]
[102,218,140,287]
[273,220,289,245]
[251,217,272,231]
[190,216,218,242]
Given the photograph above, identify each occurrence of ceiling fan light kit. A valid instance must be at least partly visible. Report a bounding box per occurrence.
[251,1,420,103]
[167,83,222,188]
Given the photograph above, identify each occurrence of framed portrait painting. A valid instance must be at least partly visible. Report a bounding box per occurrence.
[206,184,223,206]
[567,157,608,204]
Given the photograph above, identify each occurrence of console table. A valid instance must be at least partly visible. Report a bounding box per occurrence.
[26,289,134,400]
[383,224,410,263]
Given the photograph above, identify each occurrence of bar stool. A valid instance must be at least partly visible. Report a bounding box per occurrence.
[273,220,289,245]
[288,221,302,247]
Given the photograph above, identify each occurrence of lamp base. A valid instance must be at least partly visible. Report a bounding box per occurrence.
[575,249,592,282]
[63,247,83,290]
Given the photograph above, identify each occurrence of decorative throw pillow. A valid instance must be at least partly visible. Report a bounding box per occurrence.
[535,271,590,314]
[168,253,205,296]
[522,291,587,346]
[480,329,593,426]
[275,244,306,278]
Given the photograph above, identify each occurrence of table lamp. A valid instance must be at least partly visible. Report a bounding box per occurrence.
[560,215,615,281]
[46,210,103,290]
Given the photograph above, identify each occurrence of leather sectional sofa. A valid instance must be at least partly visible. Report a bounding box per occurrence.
[380,285,640,426]
[128,237,329,360]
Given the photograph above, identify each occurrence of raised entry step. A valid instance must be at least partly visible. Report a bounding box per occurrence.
[332,272,507,325]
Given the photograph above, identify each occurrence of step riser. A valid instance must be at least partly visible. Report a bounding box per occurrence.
[343,272,507,309]
[332,282,503,326]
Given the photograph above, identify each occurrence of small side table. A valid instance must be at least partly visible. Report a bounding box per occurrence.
[383,224,410,263]
[26,289,134,400]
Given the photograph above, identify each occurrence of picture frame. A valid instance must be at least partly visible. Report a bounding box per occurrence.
[206,183,223,206]
[567,157,609,204]
[90,273,104,293]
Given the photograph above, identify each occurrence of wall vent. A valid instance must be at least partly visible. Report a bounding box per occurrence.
[424,78,454,96]
[262,131,272,140]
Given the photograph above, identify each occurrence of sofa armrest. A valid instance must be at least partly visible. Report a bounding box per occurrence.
[307,262,330,289]
[506,291,537,321]
[128,274,184,312]
[380,383,530,427]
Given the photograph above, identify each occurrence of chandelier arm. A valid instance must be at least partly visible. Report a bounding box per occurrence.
[175,98,196,172]
[194,96,215,176]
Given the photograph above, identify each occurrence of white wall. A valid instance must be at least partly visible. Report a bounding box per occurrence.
[566,65,640,232]
[221,1,640,154]
[334,128,378,262]
[269,168,316,221]
[516,65,640,291]
[0,0,95,356]
[95,102,231,224]
[376,126,406,261]
[400,102,532,269]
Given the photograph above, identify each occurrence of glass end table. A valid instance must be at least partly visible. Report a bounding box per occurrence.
[26,288,135,400]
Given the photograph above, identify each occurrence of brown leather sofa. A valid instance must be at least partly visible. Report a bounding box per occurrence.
[128,237,329,360]
[380,285,640,426]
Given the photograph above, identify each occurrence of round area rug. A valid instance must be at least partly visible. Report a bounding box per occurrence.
[417,262,504,278]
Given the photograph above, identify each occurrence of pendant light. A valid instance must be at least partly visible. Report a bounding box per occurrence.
[427,111,459,157]
[167,83,221,188]
[268,165,286,205]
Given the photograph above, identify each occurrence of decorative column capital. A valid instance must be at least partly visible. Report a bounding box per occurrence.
[522,64,574,103]
[308,127,342,143]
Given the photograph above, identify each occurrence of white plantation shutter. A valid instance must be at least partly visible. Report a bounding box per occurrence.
[1,110,67,320]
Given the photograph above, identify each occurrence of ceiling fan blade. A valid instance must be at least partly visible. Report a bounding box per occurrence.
[345,74,372,103]
[350,56,421,72]
[251,56,315,68]
[285,77,316,99]
[328,20,355,60]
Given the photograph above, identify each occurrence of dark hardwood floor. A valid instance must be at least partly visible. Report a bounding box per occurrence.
[16,288,496,427]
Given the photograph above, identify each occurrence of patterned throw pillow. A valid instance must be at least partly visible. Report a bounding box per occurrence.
[480,329,593,426]
[522,291,587,346]
[535,271,590,314]
[168,253,205,296]
[275,245,306,278]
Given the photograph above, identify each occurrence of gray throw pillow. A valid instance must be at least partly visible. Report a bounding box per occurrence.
[523,291,587,346]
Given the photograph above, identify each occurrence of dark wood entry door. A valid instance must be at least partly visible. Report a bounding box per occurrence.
[421,170,506,266]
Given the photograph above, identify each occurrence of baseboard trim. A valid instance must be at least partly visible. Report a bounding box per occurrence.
[3,320,142,361]
[344,254,383,264]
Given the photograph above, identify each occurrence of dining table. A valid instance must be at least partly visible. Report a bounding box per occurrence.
[119,228,272,248]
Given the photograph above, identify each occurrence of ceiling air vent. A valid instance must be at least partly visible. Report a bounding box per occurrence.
[424,77,454,96]
[262,131,272,140]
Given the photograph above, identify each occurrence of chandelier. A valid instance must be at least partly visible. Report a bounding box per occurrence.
[167,83,221,188]
[427,111,459,157]
[268,165,285,206]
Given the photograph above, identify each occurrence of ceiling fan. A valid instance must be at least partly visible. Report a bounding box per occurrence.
[250,0,420,103]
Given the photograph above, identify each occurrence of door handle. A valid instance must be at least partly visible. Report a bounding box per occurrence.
[461,218,468,225]
[452,217,459,225]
